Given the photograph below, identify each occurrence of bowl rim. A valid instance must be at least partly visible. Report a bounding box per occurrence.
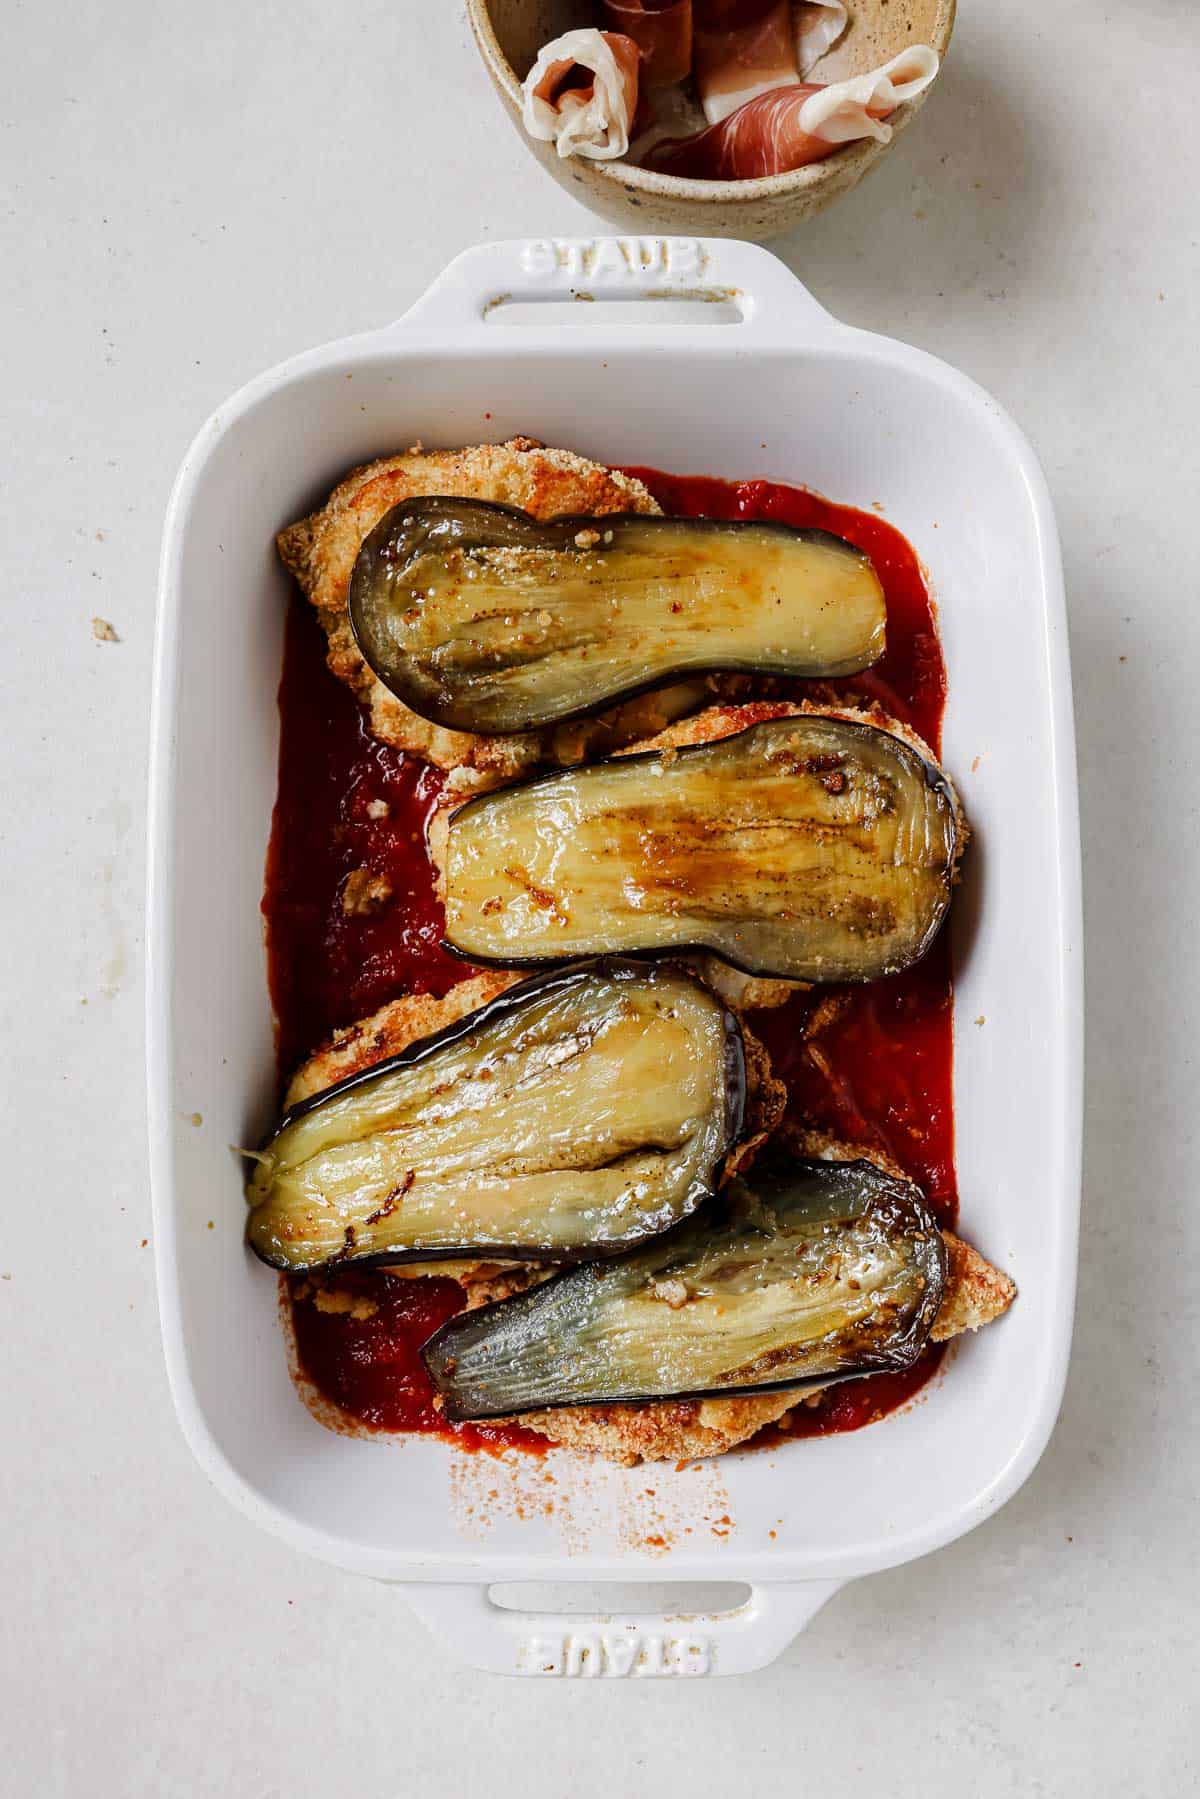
[466,0,956,204]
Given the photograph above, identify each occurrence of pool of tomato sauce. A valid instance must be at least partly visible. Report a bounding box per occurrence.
[264,469,954,1454]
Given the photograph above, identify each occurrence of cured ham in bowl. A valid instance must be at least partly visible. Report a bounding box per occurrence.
[648,45,939,178]
[472,0,956,239]
[522,28,641,159]
[693,0,847,124]
[601,0,694,87]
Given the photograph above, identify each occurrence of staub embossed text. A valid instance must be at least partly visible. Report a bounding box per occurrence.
[519,238,710,282]
[519,1631,713,1677]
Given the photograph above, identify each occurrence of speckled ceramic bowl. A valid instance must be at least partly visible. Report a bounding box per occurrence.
[467,0,955,240]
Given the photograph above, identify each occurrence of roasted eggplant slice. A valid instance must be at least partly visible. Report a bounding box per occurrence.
[443,713,959,983]
[422,1151,948,1419]
[348,499,886,733]
[245,960,743,1273]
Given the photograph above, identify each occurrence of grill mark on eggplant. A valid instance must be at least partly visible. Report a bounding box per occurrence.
[362,1169,416,1228]
[501,864,572,926]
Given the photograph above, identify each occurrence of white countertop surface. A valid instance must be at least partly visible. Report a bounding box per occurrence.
[4,0,1198,1790]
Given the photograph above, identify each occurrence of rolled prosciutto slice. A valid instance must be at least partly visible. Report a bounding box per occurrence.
[647,45,939,179]
[601,0,693,88]
[521,29,641,160]
[693,0,800,125]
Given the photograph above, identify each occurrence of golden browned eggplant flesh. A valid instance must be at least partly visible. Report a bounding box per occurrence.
[246,960,743,1273]
[348,499,886,733]
[422,1150,948,1420]
[442,712,960,982]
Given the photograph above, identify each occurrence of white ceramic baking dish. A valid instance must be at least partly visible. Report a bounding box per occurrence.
[149,236,1082,1678]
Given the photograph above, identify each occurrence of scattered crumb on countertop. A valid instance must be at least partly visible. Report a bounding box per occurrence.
[91,616,120,641]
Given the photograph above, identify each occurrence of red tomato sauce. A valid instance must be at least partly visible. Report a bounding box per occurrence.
[263,469,955,1448]
[262,608,465,1082]
[287,1270,547,1454]
[755,1349,945,1447]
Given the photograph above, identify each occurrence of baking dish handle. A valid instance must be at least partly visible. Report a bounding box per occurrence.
[391,237,839,344]
[396,1578,843,1677]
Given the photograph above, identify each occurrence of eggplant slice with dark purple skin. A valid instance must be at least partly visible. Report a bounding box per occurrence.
[442,713,960,983]
[422,1150,948,1420]
[245,959,743,1273]
[348,498,886,734]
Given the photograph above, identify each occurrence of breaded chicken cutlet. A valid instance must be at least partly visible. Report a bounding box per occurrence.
[286,977,1013,1466]
[276,439,721,786]
[515,1218,1013,1465]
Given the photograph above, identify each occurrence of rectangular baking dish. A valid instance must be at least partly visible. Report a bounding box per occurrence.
[148,236,1082,1677]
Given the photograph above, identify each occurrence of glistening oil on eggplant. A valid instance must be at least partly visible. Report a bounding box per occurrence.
[246,958,745,1274]
[348,498,886,734]
[421,1152,948,1421]
[441,712,960,984]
